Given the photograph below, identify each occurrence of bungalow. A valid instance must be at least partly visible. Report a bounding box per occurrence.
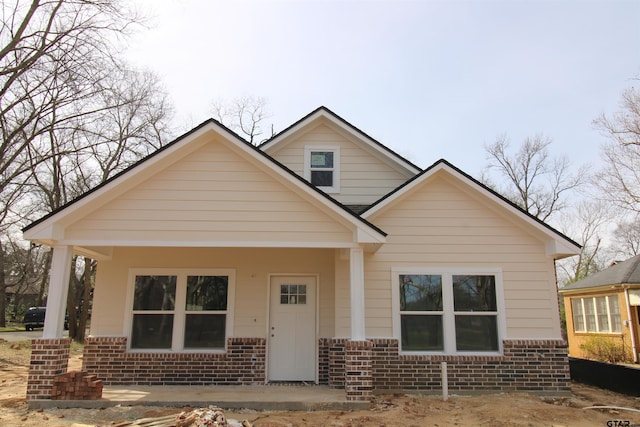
[23,107,580,401]
[559,254,640,364]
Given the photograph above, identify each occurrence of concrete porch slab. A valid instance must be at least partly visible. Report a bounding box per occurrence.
[29,385,370,411]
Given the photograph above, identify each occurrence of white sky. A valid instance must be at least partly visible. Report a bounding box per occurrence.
[126,0,640,177]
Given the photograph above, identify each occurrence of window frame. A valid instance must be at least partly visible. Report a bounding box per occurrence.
[304,145,340,193]
[126,268,235,353]
[570,295,622,334]
[392,267,506,356]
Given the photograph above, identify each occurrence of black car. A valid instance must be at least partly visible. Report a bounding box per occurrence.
[23,307,46,331]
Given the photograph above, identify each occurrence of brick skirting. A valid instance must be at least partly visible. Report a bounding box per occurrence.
[82,337,266,385]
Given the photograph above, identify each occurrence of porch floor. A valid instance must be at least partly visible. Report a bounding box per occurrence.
[30,384,370,411]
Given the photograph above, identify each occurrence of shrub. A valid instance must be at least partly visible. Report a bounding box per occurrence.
[579,336,632,364]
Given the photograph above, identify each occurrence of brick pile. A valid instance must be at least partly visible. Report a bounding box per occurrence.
[51,371,103,400]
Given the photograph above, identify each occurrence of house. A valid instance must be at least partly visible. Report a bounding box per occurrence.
[23,107,580,401]
[559,254,640,364]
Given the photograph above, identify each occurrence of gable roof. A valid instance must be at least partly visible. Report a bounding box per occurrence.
[362,158,581,259]
[559,254,640,292]
[23,117,387,251]
[259,106,421,176]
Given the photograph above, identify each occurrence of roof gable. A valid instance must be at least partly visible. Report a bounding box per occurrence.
[23,118,386,254]
[259,106,421,177]
[363,159,581,259]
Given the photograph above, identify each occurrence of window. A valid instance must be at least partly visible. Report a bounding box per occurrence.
[280,284,307,305]
[571,295,622,333]
[304,146,340,193]
[128,269,234,351]
[394,269,503,354]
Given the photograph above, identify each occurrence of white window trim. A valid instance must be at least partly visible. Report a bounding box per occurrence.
[125,268,236,353]
[304,145,340,193]
[391,267,506,356]
[572,295,622,334]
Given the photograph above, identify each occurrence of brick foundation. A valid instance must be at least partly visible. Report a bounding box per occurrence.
[344,340,374,401]
[27,338,71,400]
[82,337,266,385]
[51,371,103,400]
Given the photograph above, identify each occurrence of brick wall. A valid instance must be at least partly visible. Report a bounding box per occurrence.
[82,337,265,385]
[369,339,570,394]
[344,340,374,401]
[27,338,71,400]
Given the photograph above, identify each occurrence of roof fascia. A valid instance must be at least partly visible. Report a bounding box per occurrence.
[259,106,421,175]
[363,159,581,258]
[559,283,640,295]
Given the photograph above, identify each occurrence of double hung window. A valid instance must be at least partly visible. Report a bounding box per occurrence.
[394,269,502,354]
[129,269,234,351]
[304,146,340,193]
[570,295,621,333]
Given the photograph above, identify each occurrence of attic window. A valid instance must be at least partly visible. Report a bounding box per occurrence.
[304,146,340,193]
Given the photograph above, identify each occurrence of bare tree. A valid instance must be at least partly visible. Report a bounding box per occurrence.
[211,95,275,144]
[482,134,586,222]
[594,84,640,213]
[612,217,640,258]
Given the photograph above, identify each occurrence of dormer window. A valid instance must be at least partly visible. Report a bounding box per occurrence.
[304,146,340,193]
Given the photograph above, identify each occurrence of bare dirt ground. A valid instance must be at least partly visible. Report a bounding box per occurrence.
[1,339,639,427]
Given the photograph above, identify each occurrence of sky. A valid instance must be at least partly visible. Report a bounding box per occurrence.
[125,0,640,178]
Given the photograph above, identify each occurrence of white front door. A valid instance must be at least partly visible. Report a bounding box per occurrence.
[268,275,316,382]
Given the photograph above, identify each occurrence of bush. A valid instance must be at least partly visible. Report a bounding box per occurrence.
[579,336,633,364]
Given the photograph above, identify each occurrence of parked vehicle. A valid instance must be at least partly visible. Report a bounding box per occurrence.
[23,307,45,331]
[22,307,68,331]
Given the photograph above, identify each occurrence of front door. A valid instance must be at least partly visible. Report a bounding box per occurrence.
[268,275,316,382]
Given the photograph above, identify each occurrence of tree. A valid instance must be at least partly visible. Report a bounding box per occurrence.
[211,96,275,145]
[612,217,640,258]
[594,84,640,213]
[482,134,586,223]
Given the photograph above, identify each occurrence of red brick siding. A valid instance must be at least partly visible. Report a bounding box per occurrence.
[27,338,71,400]
[82,337,265,385]
[345,340,374,401]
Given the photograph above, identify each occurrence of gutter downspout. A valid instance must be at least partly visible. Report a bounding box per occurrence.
[623,286,638,363]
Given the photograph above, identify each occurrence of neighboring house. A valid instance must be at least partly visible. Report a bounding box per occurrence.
[559,254,640,364]
[23,107,580,401]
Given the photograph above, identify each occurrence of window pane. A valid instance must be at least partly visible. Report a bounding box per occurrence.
[133,276,176,310]
[131,314,173,349]
[584,298,596,332]
[400,315,443,351]
[453,275,496,311]
[186,276,228,311]
[571,299,585,332]
[595,296,609,332]
[608,296,622,333]
[400,275,442,311]
[184,314,226,349]
[311,170,333,186]
[455,315,499,351]
[310,151,333,168]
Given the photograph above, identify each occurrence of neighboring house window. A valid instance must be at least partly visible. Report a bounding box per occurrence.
[129,269,234,352]
[393,269,503,354]
[570,295,622,333]
[304,146,340,193]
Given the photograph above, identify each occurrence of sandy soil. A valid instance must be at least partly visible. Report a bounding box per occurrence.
[1,340,639,426]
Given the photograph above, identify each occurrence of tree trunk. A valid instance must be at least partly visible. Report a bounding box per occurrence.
[36,250,52,307]
[0,240,6,327]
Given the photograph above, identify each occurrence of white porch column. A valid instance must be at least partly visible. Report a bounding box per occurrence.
[43,245,73,338]
[349,246,366,341]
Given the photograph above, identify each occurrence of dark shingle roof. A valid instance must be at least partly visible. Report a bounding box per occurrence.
[559,254,640,292]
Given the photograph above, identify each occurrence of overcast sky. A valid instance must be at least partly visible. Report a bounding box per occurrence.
[126,0,640,177]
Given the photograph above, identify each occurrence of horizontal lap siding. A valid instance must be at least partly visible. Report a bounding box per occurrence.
[269,124,412,205]
[364,174,561,340]
[64,141,352,244]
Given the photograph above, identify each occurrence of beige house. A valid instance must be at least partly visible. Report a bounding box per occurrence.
[23,107,580,401]
[560,254,640,364]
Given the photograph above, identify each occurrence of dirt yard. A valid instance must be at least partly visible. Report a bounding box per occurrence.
[1,339,639,427]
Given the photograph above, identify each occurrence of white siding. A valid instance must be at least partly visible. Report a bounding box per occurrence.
[268,123,413,205]
[64,140,353,244]
[359,174,562,340]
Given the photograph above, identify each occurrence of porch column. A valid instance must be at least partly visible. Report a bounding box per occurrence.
[349,246,366,341]
[43,245,73,338]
